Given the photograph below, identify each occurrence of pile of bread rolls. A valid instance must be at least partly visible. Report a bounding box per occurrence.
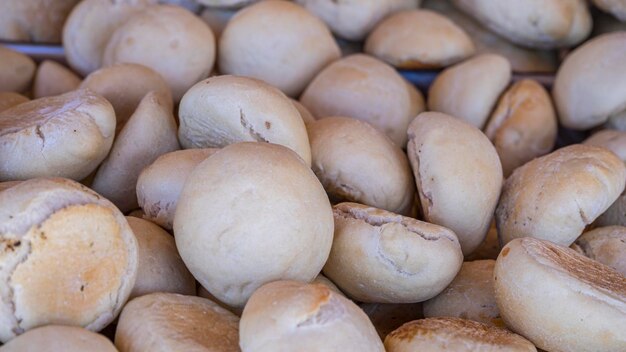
[1,0,625,351]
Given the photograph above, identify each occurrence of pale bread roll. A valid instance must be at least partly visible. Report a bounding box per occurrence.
[33,60,81,99]
[407,112,503,256]
[584,129,626,161]
[0,325,117,352]
[0,178,137,343]
[571,226,626,276]
[174,143,333,308]
[0,89,115,181]
[0,46,36,93]
[0,92,28,113]
[0,0,80,43]
[494,237,626,351]
[239,280,384,352]
[115,293,239,352]
[91,91,180,213]
[218,0,340,97]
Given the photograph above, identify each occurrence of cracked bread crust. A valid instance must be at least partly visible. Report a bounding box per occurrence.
[496,144,626,247]
[0,178,137,343]
[323,202,463,303]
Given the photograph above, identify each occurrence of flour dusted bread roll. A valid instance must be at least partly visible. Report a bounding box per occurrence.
[219,0,340,97]
[33,61,81,99]
[484,79,557,176]
[553,32,626,130]
[494,237,626,351]
[174,143,333,308]
[571,226,626,276]
[365,10,474,69]
[593,0,626,21]
[451,0,591,49]
[137,148,218,230]
[324,203,463,303]
[0,178,137,343]
[496,144,626,247]
[0,46,36,93]
[0,325,117,352]
[308,117,414,215]
[407,112,503,256]
[301,54,424,146]
[178,75,311,165]
[63,0,155,76]
[0,0,80,43]
[115,293,239,352]
[239,280,384,352]
[0,92,28,113]
[428,54,511,129]
[385,317,537,352]
[80,63,172,132]
[0,89,115,181]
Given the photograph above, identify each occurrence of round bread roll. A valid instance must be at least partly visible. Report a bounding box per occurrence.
[196,0,258,8]
[451,0,591,49]
[584,129,626,161]
[423,260,501,326]
[365,10,475,69]
[33,60,81,99]
[91,91,180,213]
[63,0,156,76]
[428,54,511,129]
[385,317,537,352]
[218,0,340,97]
[295,0,419,41]
[126,217,195,299]
[496,144,626,247]
[292,99,316,125]
[103,5,215,101]
[178,75,311,165]
[301,54,425,147]
[571,226,626,276]
[494,237,626,351]
[239,280,384,352]
[0,89,115,181]
[0,178,137,343]
[593,0,626,21]
[174,142,333,308]
[0,46,36,93]
[308,117,415,215]
[0,92,28,113]
[553,32,626,130]
[0,325,117,352]
[137,148,218,230]
[324,202,463,303]
[407,112,503,256]
[360,302,423,340]
[484,79,558,177]
[199,7,236,40]
[115,293,239,352]
[0,0,80,43]
[80,63,172,132]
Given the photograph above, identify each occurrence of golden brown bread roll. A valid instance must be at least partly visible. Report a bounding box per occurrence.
[0,92,28,113]
[0,325,117,352]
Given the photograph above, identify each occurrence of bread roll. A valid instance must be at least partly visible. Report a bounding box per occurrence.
[63,0,156,76]
[484,79,558,177]
[137,148,218,230]
[174,143,333,308]
[365,10,474,69]
[0,89,115,181]
[0,0,80,43]
[80,63,172,132]
[218,0,340,97]
[407,112,503,255]
[494,237,626,351]
[553,32,626,129]
[126,217,195,299]
[360,302,423,340]
[324,202,463,303]
[451,0,591,49]
[423,260,501,326]
[178,75,311,165]
[239,280,384,352]
[385,317,537,352]
[308,117,414,215]
[0,46,35,93]
[115,293,239,352]
[593,0,626,21]
[584,129,626,161]
[295,0,419,41]
[428,54,511,129]
[571,226,626,276]
[0,92,28,113]
[496,144,626,247]
[0,178,137,343]
[0,325,117,352]
[301,54,425,147]
[33,60,81,99]
[91,91,179,213]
